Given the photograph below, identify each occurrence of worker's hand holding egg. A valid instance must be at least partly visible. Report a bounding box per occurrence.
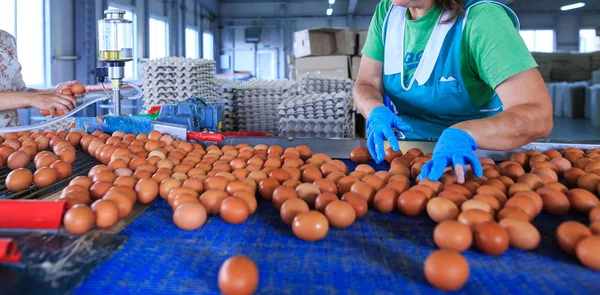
[366,106,413,164]
[420,128,482,184]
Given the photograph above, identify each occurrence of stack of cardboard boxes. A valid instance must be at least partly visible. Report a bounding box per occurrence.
[531,51,600,83]
[291,28,367,81]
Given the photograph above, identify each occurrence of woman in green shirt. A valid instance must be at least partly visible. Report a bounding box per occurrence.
[354,0,553,183]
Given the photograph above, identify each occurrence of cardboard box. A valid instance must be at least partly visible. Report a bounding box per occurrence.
[357,31,368,56]
[295,55,351,79]
[293,28,356,58]
[351,56,362,80]
[335,30,357,56]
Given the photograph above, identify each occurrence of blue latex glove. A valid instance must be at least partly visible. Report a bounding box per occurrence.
[366,106,413,164]
[420,128,483,183]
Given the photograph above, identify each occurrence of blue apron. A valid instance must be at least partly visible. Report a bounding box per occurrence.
[382,0,519,140]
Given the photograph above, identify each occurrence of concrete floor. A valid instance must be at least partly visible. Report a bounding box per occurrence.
[547,117,600,141]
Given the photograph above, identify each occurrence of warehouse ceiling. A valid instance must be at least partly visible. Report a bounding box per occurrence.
[218,0,600,13]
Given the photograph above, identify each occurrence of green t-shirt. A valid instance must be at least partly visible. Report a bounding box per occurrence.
[362,1,537,107]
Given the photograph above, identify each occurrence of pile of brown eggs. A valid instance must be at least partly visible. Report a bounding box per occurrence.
[0,131,75,192]
[349,146,600,291]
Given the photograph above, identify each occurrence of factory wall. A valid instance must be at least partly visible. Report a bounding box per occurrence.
[218,0,600,78]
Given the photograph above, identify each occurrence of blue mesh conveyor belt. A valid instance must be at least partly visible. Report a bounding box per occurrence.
[74,160,600,295]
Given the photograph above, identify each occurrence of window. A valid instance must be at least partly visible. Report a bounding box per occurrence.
[519,30,555,53]
[109,5,136,79]
[185,27,199,58]
[579,29,600,53]
[0,0,47,87]
[149,17,168,59]
[203,32,214,60]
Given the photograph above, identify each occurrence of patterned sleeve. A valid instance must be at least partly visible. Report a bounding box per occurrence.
[0,30,27,92]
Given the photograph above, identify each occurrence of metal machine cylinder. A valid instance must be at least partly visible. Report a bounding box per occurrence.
[98,9,133,62]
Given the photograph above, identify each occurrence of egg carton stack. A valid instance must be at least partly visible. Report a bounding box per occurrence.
[142,57,217,111]
[277,91,355,138]
[298,73,354,94]
[33,118,74,133]
[216,79,243,131]
[232,79,298,133]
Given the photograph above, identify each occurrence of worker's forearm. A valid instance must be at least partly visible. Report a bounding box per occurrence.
[0,92,34,111]
[453,103,553,151]
[354,81,386,119]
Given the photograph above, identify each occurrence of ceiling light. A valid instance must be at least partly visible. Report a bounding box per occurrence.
[329,0,336,4]
[560,2,586,11]
[326,8,333,16]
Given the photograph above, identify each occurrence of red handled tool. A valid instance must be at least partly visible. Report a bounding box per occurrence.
[0,238,21,263]
[187,131,273,143]
[0,200,67,230]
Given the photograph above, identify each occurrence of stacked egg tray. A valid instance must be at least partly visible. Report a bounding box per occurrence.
[0,148,99,200]
[277,92,355,138]
[231,79,298,134]
[216,79,243,132]
[298,74,354,94]
[142,57,218,111]
[31,119,74,133]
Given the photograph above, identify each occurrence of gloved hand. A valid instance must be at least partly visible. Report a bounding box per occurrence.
[419,128,483,183]
[366,106,413,164]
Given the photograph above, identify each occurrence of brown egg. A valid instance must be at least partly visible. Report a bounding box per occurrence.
[280,198,310,224]
[437,190,468,207]
[502,163,525,181]
[295,183,321,207]
[544,182,568,194]
[576,173,600,194]
[173,203,207,230]
[324,200,356,228]
[33,167,58,188]
[590,206,600,223]
[385,182,410,196]
[372,187,398,213]
[272,185,298,209]
[91,199,119,228]
[204,176,229,192]
[517,173,544,190]
[315,192,339,213]
[590,222,600,235]
[350,182,376,204]
[70,176,93,189]
[337,176,361,196]
[534,187,570,215]
[504,195,538,219]
[341,192,368,218]
[531,167,559,183]
[301,166,322,183]
[563,167,585,188]
[424,250,470,291]
[509,152,528,167]
[361,175,384,192]
[93,170,116,183]
[434,220,473,252]
[497,206,531,222]
[89,181,111,201]
[498,218,541,250]
[218,255,259,295]
[551,158,572,176]
[63,205,95,234]
[427,197,460,223]
[419,179,443,194]
[473,194,501,212]
[462,181,481,195]
[6,168,32,191]
[389,164,411,177]
[199,190,229,215]
[355,164,376,175]
[106,185,137,203]
[50,160,72,180]
[292,210,329,241]
[409,184,436,200]
[566,188,599,214]
[220,197,250,224]
[233,191,257,214]
[556,221,592,254]
[475,185,506,204]
[311,179,336,196]
[325,171,346,185]
[397,190,428,216]
[576,236,600,270]
[443,184,472,199]
[135,178,159,204]
[256,178,278,201]
[508,183,532,197]
[473,222,509,255]
[458,209,494,230]
[7,151,29,170]
[384,147,403,163]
